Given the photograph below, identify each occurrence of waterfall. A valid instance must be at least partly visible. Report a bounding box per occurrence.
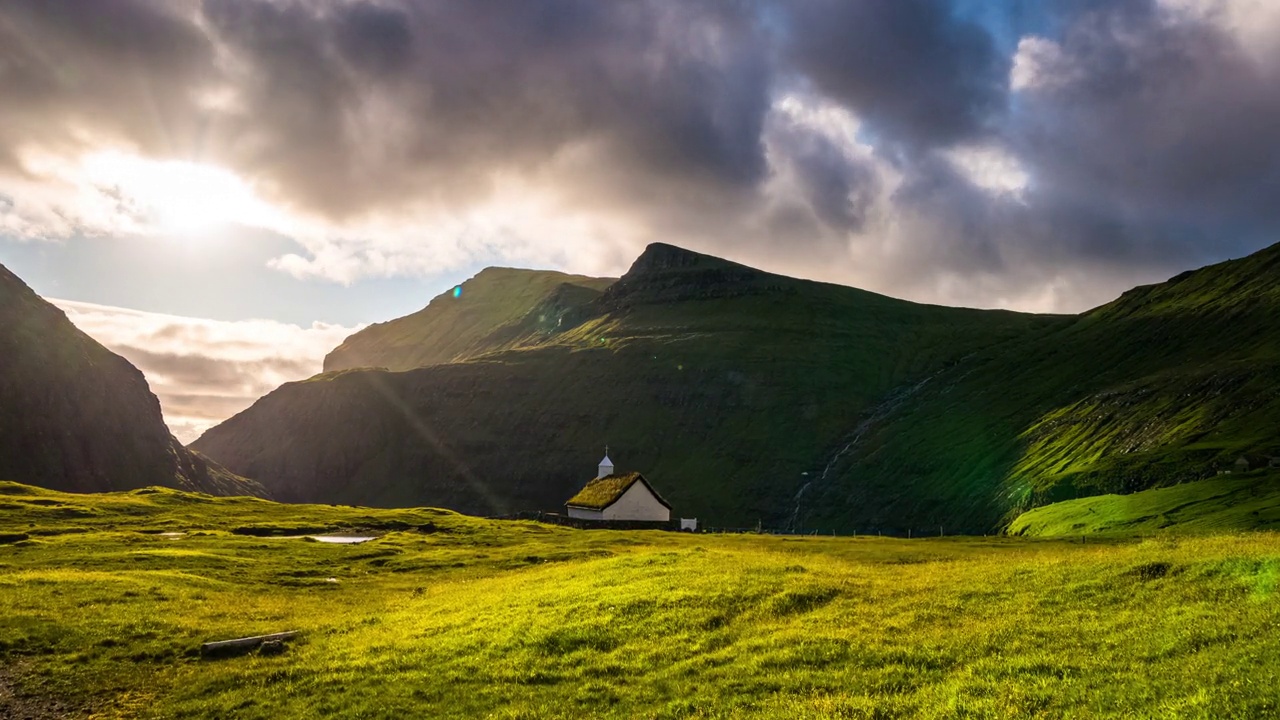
[786,372,943,532]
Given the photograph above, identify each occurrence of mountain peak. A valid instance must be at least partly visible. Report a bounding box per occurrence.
[598,243,783,310]
[625,243,742,275]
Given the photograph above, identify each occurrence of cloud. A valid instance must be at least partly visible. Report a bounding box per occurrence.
[783,0,1011,150]
[52,298,360,442]
[193,0,774,219]
[757,0,1280,310]
[1013,1,1280,231]
[0,0,775,281]
[3,0,1280,316]
[0,0,217,168]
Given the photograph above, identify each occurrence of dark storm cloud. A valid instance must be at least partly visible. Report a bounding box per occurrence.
[820,0,1280,308]
[199,0,773,217]
[1013,0,1280,242]
[784,0,1010,150]
[890,155,1007,274]
[877,153,1204,309]
[0,0,773,218]
[5,0,1280,312]
[767,113,881,232]
[0,0,216,166]
[332,2,415,77]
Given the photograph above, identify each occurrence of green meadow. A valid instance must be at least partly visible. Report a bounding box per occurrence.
[3,481,1280,719]
[1010,472,1280,537]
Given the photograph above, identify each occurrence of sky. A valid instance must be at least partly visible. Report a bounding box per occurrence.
[3,0,1279,441]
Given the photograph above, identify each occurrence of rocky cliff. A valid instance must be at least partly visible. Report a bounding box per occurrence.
[0,263,265,496]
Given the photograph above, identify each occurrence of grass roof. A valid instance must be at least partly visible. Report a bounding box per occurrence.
[566,472,660,510]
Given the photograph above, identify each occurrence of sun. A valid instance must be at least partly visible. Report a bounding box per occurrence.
[81,152,277,238]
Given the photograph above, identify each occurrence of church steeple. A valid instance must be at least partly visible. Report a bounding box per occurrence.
[597,447,614,479]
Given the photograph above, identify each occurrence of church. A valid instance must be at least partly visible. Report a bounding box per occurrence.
[564,451,672,522]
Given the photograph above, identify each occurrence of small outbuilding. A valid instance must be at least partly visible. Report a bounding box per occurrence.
[565,471,672,522]
[1235,457,1252,472]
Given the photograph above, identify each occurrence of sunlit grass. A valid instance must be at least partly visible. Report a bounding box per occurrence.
[3,483,1280,718]
[1010,472,1280,536]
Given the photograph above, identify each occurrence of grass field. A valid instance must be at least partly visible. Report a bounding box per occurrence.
[1009,471,1280,537]
[3,482,1280,718]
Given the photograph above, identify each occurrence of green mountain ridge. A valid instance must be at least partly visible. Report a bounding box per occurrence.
[801,243,1280,532]
[0,262,266,498]
[324,267,616,372]
[193,243,1054,528]
[192,241,1280,533]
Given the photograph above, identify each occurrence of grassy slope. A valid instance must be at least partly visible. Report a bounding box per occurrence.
[323,268,616,372]
[1009,471,1280,536]
[804,243,1280,533]
[194,244,1056,530]
[0,263,264,497]
[4,482,1280,719]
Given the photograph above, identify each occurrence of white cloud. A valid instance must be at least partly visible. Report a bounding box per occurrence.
[52,298,360,443]
[944,144,1030,198]
[263,176,644,285]
[1,143,637,287]
[0,145,293,242]
[772,93,866,150]
[1010,36,1070,91]
[1160,0,1280,65]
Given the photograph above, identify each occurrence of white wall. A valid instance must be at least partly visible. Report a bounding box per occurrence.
[600,482,670,522]
[567,506,604,520]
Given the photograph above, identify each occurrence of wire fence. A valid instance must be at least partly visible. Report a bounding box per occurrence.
[490,512,978,538]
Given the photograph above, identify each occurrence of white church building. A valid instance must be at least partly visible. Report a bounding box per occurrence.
[565,451,672,522]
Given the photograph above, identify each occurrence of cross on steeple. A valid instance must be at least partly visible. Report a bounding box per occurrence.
[597,447,614,479]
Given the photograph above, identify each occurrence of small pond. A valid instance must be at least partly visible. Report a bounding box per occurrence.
[309,535,377,544]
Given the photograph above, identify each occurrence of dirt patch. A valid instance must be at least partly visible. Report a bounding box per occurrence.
[0,662,84,719]
[1132,561,1175,580]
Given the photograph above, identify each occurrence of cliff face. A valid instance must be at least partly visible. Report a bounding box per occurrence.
[0,263,264,496]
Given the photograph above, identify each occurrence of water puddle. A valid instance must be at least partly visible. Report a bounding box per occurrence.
[308,535,377,544]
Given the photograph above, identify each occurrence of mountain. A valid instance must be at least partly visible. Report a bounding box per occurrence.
[194,241,1280,533]
[193,243,1054,526]
[324,268,616,372]
[0,263,265,497]
[797,242,1280,532]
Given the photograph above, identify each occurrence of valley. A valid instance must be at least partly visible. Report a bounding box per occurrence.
[5,3,1279,717]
